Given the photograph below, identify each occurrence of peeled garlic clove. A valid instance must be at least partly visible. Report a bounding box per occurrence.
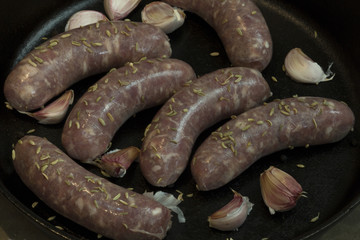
[208,190,253,231]
[104,0,141,20]
[260,166,305,215]
[284,48,335,84]
[97,147,140,178]
[65,10,108,31]
[19,90,74,124]
[141,1,185,34]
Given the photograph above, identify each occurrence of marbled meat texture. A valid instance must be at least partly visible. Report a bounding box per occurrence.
[62,58,196,162]
[192,97,355,191]
[163,0,273,71]
[4,20,172,111]
[140,67,271,187]
[13,135,172,240]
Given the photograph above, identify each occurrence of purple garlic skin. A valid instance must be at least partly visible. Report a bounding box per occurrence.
[208,190,253,231]
[98,147,140,178]
[260,166,304,214]
[19,90,74,124]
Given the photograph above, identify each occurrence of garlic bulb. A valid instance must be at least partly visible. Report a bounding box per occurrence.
[284,48,335,84]
[104,0,141,20]
[19,90,74,124]
[260,166,305,215]
[208,190,253,231]
[141,1,185,34]
[65,10,108,31]
[97,147,140,178]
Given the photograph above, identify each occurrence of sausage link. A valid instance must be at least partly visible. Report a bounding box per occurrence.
[191,97,355,191]
[13,135,172,240]
[140,67,271,187]
[163,0,272,71]
[62,58,196,162]
[4,20,171,111]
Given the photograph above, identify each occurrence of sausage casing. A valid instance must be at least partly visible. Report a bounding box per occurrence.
[62,58,196,162]
[163,0,273,71]
[140,67,271,187]
[4,20,172,111]
[13,135,172,240]
[191,97,355,191]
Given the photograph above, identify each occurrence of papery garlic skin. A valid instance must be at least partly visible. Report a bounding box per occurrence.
[143,191,186,223]
[65,10,108,31]
[284,48,334,84]
[19,90,74,124]
[104,0,141,20]
[208,190,253,231]
[141,1,186,34]
[260,166,304,215]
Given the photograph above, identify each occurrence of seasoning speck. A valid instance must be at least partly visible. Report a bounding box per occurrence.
[27,129,36,134]
[47,216,56,221]
[310,212,320,222]
[55,226,64,230]
[98,118,106,126]
[12,149,16,161]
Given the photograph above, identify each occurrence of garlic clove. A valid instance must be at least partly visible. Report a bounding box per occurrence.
[284,48,335,84]
[65,10,109,31]
[143,191,186,223]
[141,1,186,34]
[97,147,140,178]
[260,166,305,214]
[208,189,253,231]
[19,90,74,124]
[104,0,141,20]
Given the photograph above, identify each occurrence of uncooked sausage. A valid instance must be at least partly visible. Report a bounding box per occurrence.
[13,135,172,240]
[162,0,273,71]
[62,58,196,162]
[4,20,172,111]
[191,97,355,191]
[140,67,271,187]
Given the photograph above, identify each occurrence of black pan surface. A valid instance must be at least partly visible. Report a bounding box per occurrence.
[1,0,360,239]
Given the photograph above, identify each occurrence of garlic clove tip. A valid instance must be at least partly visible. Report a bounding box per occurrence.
[97,147,140,178]
[65,10,108,31]
[104,0,141,20]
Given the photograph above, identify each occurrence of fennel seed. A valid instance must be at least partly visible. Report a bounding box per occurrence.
[98,118,106,126]
[32,201,39,208]
[296,164,305,168]
[28,59,37,67]
[310,212,320,222]
[210,52,219,56]
[271,76,278,82]
[60,33,71,38]
[11,149,16,160]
